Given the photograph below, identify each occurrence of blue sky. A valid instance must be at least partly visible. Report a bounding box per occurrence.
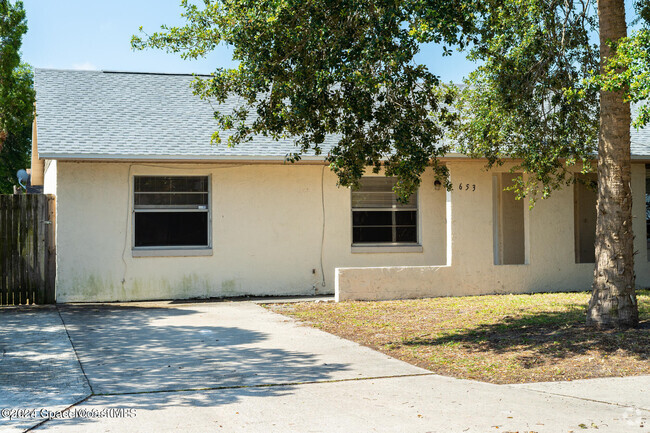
[20,0,639,83]
[20,0,478,82]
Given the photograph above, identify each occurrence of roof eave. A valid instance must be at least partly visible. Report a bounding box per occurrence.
[38,151,475,162]
[37,151,650,163]
[37,153,329,162]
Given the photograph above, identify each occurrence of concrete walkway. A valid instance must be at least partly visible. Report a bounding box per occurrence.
[1,301,648,432]
[0,307,90,433]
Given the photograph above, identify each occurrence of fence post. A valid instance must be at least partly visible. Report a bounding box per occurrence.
[45,195,56,304]
[0,196,6,305]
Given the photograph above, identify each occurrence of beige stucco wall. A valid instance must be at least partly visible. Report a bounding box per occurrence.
[52,159,650,302]
[54,161,447,302]
[43,160,57,195]
[30,116,44,186]
[336,160,650,301]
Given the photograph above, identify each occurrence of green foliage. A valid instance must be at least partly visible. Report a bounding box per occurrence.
[132,0,483,199]
[452,0,600,203]
[591,0,650,129]
[637,0,650,25]
[133,0,602,203]
[0,0,34,194]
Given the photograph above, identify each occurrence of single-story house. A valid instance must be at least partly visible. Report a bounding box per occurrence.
[31,68,650,303]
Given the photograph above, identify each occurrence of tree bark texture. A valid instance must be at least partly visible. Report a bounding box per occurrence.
[587,0,639,328]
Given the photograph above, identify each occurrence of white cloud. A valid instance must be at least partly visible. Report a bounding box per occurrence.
[70,62,98,71]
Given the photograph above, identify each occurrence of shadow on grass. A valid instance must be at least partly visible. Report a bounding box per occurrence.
[401,303,650,365]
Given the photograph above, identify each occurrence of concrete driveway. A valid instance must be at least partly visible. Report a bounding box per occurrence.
[1,301,648,432]
[0,307,90,433]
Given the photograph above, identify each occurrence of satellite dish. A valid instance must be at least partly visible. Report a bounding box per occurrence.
[17,169,30,189]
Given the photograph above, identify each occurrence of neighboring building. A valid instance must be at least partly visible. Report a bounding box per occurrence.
[32,69,650,302]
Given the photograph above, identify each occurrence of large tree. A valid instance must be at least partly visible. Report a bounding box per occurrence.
[454,0,638,328]
[586,0,637,327]
[134,0,640,327]
[0,0,34,194]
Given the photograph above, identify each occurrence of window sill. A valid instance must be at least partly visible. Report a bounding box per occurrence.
[132,248,213,257]
[351,244,423,254]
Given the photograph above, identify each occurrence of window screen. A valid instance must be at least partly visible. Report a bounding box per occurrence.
[133,176,209,248]
[351,177,418,244]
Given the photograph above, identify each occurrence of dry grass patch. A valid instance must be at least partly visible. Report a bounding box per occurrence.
[264,290,650,384]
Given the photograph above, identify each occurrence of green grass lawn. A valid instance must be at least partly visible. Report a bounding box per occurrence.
[264,290,650,384]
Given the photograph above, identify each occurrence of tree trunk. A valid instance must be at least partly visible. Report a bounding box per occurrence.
[587,0,639,328]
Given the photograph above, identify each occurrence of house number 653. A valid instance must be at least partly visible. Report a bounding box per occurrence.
[458,183,476,191]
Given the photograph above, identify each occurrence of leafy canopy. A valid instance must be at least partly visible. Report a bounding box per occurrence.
[133,0,601,202]
[592,0,650,128]
[132,0,485,198]
[0,0,34,194]
[453,0,600,202]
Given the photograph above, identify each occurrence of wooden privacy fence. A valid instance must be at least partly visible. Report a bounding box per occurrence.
[0,194,56,305]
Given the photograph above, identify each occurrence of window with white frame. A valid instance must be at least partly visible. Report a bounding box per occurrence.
[133,176,210,248]
[351,177,418,245]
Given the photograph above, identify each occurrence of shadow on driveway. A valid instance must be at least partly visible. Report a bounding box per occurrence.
[15,302,426,431]
[57,304,350,397]
[0,307,90,432]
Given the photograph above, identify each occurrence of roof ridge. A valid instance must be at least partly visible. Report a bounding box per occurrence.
[34,68,212,77]
[102,70,213,77]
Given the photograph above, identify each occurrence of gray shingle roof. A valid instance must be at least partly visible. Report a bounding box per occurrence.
[34,68,650,159]
[34,69,334,160]
[631,104,650,156]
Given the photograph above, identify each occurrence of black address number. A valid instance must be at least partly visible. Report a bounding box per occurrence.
[458,183,476,191]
